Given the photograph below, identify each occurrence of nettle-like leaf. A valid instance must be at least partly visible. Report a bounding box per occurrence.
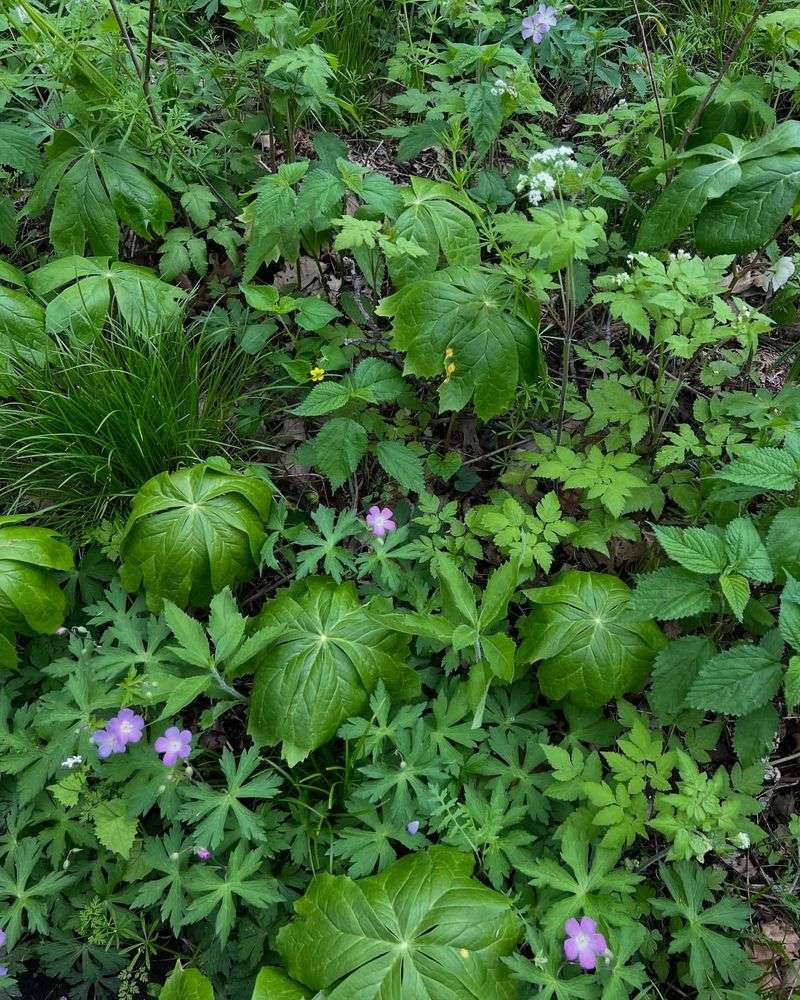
[0,514,74,667]
[248,577,419,765]
[28,255,185,341]
[275,846,523,999]
[27,128,173,257]
[686,633,784,717]
[519,571,666,708]
[119,463,271,612]
[377,265,541,420]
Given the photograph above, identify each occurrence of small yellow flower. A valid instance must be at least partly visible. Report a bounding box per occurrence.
[309,366,325,382]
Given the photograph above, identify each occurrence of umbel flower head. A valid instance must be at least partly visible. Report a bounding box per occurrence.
[522,4,557,43]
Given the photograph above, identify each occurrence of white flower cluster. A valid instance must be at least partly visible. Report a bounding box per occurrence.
[611,272,629,287]
[626,251,651,264]
[490,77,518,99]
[669,249,692,261]
[516,146,578,205]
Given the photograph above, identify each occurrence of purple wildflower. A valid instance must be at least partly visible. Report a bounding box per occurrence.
[194,846,211,860]
[0,966,7,977]
[154,727,192,766]
[521,3,557,43]
[563,916,607,971]
[107,709,145,748]
[366,506,396,538]
[0,929,5,949]
[406,820,420,835]
[91,728,124,759]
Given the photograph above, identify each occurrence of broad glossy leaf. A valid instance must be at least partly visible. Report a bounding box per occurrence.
[276,846,523,999]
[635,157,742,251]
[160,962,215,1000]
[0,521,73,639]
[519,571,666,707]
[119,464,271,612]
[248,577,418,763]
[697,153,800,253]
[251,968,311,999]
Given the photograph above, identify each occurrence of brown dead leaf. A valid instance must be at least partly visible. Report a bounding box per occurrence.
[749,919,800,992]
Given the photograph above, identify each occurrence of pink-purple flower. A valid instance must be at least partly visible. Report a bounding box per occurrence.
[522,3,557,43]
[91,728,124,758]
[563,916,608,971]
[366,506,396,538]
[107,709,145,748]
[194,846,211,860]
[154,727,192,766]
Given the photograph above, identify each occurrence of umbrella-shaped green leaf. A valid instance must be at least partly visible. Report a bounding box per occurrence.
[276,846,523,999]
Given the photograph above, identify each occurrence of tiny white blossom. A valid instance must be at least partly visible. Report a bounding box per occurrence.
[733,832,750,850]
[61,756,83,769]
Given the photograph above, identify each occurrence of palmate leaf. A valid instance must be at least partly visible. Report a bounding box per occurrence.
[376,265,541,420]
[276,846,523,999]
[29,255,185,341]
[27,128,173,257]
[519,571,666,708]
[119,463,271,612]
[248,578,419,764]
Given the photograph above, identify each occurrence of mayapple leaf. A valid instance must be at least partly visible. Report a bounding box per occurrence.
[276,846,523,999]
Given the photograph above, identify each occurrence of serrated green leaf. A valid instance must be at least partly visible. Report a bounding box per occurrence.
[687,644,782,716]
[629,567,712,621]
[653,525,727,575]
[375,440,425,494]
[94,798,137,859]
[311,418,368,490]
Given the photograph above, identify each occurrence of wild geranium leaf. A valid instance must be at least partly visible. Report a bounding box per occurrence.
[119,463,271,612]
[687,643,783,716]
[248,578,419,764]
[377,265,540,420]
[276,846,523,999]
[519,571,665,707]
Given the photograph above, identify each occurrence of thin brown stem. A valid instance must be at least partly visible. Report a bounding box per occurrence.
[107,0,143,78]
[631,0,667,160]
[675,0,769,155]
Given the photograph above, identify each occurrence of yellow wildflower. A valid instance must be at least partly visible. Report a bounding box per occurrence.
[309,366,325,382]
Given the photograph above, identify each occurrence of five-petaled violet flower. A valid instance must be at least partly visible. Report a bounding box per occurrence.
[91,728,124,759]
[194,846,211,860]
[366,506,396,538]
[407,820,420,835]
[521,4,557,43]
[155,727,192,766]
[564,916,608,971]
[107,709,145,748]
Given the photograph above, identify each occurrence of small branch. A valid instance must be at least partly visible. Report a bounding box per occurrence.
[107,0,143,78]
[675,0,769,155]
[631,0,667,160]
